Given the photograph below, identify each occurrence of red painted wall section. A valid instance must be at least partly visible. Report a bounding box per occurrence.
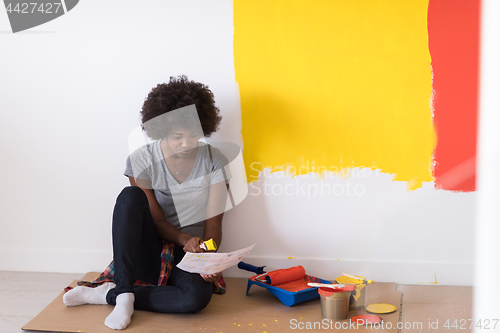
[428,0,480,192]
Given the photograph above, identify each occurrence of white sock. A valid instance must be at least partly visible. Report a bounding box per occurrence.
[104,292,135,330]
[63,283,116,306]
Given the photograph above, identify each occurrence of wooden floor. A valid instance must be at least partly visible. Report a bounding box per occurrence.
[0,271,473,333]
[0,271,83,333]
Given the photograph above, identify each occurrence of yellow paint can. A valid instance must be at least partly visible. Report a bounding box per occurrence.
[336,276,366,310]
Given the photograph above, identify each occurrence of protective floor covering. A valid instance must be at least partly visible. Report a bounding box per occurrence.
[23,273,403,333]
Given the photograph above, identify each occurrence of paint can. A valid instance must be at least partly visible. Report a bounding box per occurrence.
[318,287,351,321]
[336,276,366,310]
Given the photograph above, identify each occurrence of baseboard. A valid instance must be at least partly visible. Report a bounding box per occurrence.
[0,248,113,274]
[224,255,474,286]
[0,249,473,286]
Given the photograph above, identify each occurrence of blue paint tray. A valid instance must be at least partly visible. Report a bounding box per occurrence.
[245,274,332,306]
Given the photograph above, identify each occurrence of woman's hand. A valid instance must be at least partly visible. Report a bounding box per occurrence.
[183,236,203,253]
[200,272,222,283]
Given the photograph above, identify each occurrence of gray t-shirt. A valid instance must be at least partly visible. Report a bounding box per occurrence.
[124,140,231,239]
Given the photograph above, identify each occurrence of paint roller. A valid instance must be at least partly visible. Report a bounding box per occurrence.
[241,262,334,306]
[239,262,307,285]
[262,265,306,285]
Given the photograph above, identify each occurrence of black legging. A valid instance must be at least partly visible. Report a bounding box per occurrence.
[105,186,213,314]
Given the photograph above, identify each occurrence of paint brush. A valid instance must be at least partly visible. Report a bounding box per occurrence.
[307,283,346,289]
[200,238,217,251]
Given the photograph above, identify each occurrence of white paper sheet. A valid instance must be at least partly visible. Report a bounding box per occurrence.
[176,244,255,275]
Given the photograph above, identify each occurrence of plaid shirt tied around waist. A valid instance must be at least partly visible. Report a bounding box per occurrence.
[65,242,226,295]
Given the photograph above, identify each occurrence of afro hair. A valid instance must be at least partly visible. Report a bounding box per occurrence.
[140,75,222,139]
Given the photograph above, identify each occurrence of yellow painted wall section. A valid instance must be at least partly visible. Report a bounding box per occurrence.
[234,0,436,190]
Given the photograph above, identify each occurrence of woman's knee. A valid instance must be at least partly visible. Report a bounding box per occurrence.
[179,281,213,314]
[116,186,147,206]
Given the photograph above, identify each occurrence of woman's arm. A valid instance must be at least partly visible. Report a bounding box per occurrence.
[202,181,228,249]
[129,177,202,253]
[200,181,228,283]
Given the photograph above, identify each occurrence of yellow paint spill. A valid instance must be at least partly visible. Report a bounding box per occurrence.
[287,256,295,259]
[234,0,435,190]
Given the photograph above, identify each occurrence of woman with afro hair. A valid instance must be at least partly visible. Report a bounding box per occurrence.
[64,76,231,330]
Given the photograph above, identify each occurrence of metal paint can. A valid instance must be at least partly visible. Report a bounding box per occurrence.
[318,287,350,321]
[336,276,366,310]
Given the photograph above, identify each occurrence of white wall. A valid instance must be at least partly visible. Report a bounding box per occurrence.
[474,0,500,326]
[0,0,474,285]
